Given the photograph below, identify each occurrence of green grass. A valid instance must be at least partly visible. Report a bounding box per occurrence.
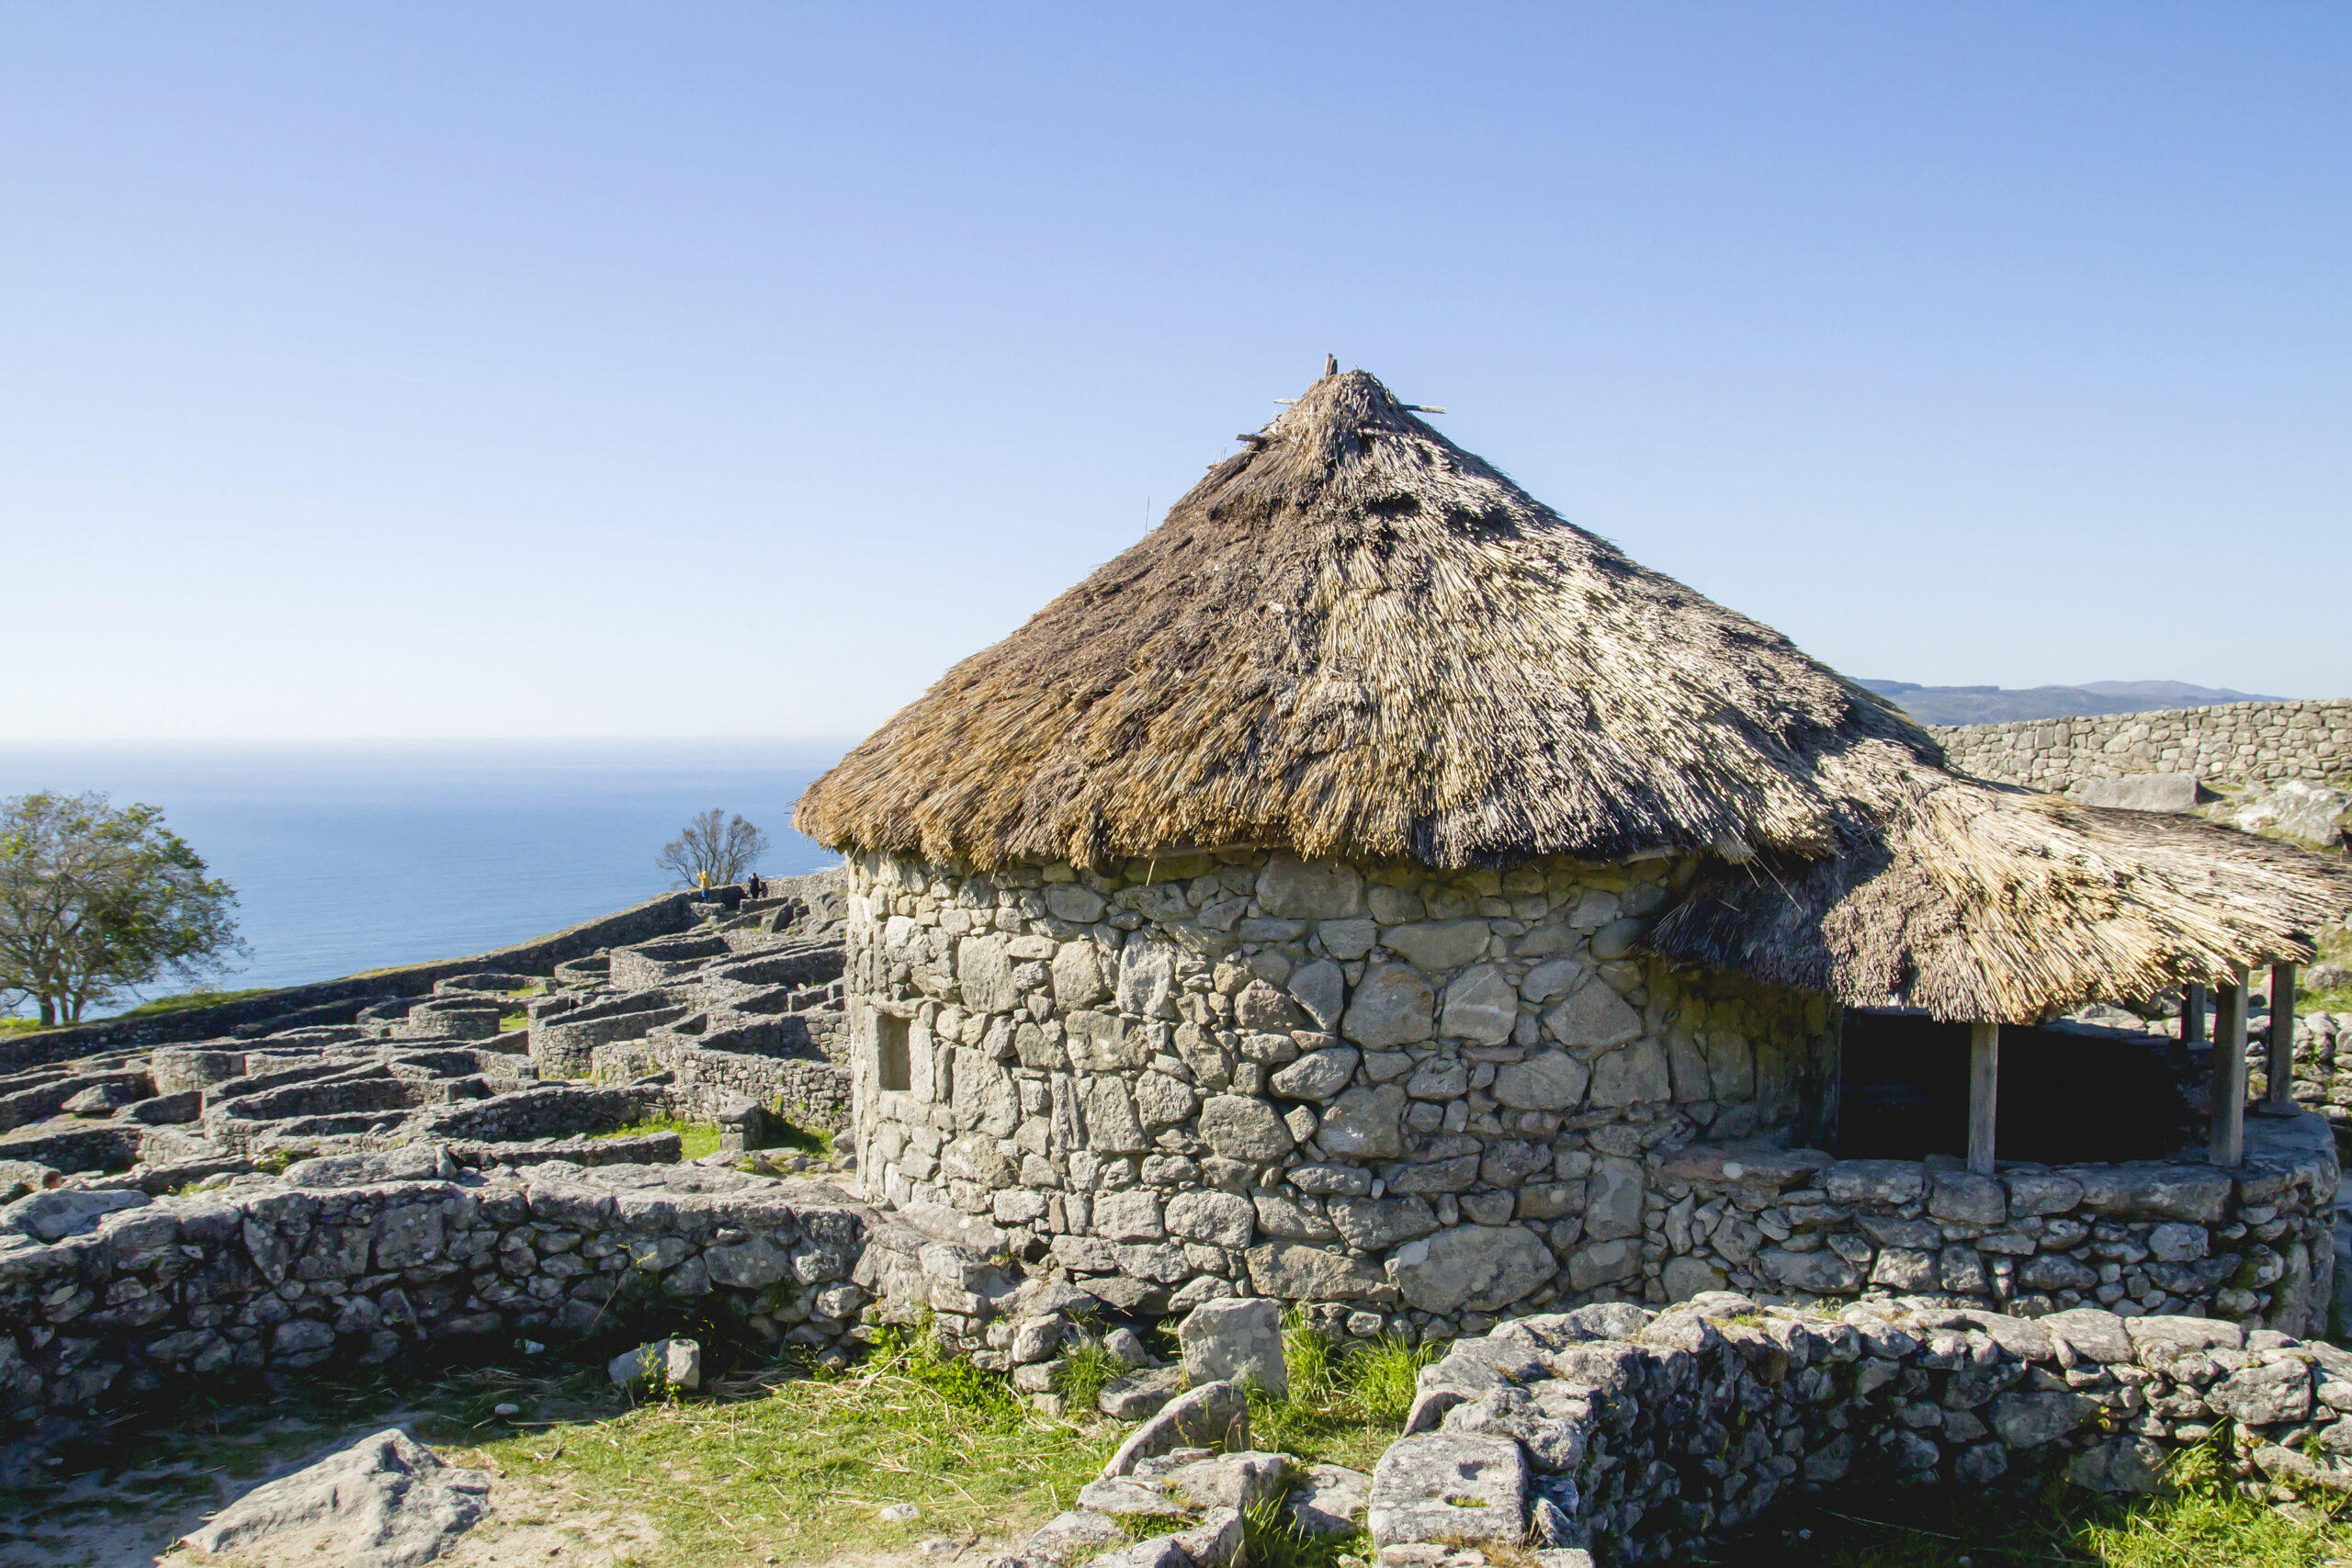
[1706,1439,2352,1566]
[594,1117,724,1160]
[113,987,279,1018]
[1053,1341,1123,1411]
[498,1011,529,1032]
[0,1017,49,1036]
[1242,1314,1439,1475]
[763,1116,835,1157]
[458,1337,1113,1564]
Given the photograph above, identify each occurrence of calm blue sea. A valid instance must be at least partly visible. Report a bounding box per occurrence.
[0,741,850,1016]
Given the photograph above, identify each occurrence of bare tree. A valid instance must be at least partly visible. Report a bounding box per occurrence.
[657,810,771,890]
[1,791,247,1027]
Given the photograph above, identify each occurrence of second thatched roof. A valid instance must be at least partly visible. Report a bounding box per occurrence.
[797,366,2352,1021]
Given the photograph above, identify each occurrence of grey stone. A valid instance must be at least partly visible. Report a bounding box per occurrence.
[2002,1171,2084,1217]
[1178,1298,1287,1398]
[2066,773,2200,813]
[1165,1190,1255,1249]
[1985,1392,2098,1448]
[1103,1381,1251,1475]
[1271,1046,1360,1102]
[1927,1172,2007,1227]
[609,1337,702,1392]
[1287,960,1348,1030]
[1046,884,1109,924]
[1520,958,1586,1003]
[180,1427,492,1568]
[1330,1195,1441,1252]
[1099,1365,1187,1421]
[1491,1050,1590,1111]
[1384,921,1490,972]
[1257,858,1365,920]
[1391,1224,1555,1314]
[1586,1040,1669,1108]
[2224,779,2352,847]
[1288,1462,1372,1537]
[1198,1096,1295,1162]
[1052,942,1111,1009]
[1440,965,1519,1045]
[2147,1223,2210,1263]
[2075,1166,2231,1224]
[1764,1248,1863,1292]
[1404,1057,1469,1100]
[1317,921,1379,963]
[1367,1433,1528,1548]
[1566,1237,1640,1291]
[2041,1308,2133,1364]
[2018,1253,2098,1292]
[1825,1159,1926,1207]
[1117,942,1179,1020]
[2124,1315,2243,1365]
[2,1186,149,1242]
[1542,983,1643,1050]
[1317,1085,1408,1160]
[1871,1249,1939,1292]
[1343,965,1436,1049]
[1236,980,1311,1032]
[2068,1437,2169,1494]
[1662,1256,1728,1300]
[2205,1360,2312,1426]
[1582,1157,1644,1242]
[1287,1162,1374,1196]
[1244,1242,1387,1301]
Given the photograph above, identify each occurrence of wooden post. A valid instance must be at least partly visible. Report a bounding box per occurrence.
[2265,962,2299,1113]
[1968,1021,1999,1177]
[2182,983,2207,1045]
[2211,969,2248,1166]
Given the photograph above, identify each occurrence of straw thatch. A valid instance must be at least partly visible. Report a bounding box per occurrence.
[1651,769,2352,1022]
[797,366,2352,1021]
[798,367,1943,870]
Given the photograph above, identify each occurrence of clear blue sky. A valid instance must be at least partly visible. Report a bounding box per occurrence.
[5,4,2345,739]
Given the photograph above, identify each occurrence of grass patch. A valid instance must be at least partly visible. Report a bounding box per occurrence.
[1053,1341,1123,1412]
[1244,1314,1439,1475]
[498,1011,529,1032]
[0,1017,49,1036]
[1708,1439,2352,1566]
[594,1117,723,1160]
[764,1116,834,1157]
[112,987,280,1019]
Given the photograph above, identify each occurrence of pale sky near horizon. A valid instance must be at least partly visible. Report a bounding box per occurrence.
[5,5,2346,741]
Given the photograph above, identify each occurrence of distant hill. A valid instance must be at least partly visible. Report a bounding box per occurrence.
[1859,680,2284,727]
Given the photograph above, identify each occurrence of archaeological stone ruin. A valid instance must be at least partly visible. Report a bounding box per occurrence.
[6,364,2352,1561]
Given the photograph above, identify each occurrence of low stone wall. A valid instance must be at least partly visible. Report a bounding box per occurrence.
[0,889,709,1071]
[1374,1292,2352,1563]
[1645,1111,2336,1337]
[1933,698,2352,793]
[0,1160,876,1428]
[594,1032,851,1134]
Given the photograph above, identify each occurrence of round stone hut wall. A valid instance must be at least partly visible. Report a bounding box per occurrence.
[842,849,1839,1340]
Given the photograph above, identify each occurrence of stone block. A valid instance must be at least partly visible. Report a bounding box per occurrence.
[1178,1298,1287,1398]
[1367,1433,1528,1548]
[1344,966,1437,1049]
[2065,773,2200,812]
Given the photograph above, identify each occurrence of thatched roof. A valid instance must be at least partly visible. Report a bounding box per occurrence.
[797,366,2352,1021]
[1650,770,2352,1022]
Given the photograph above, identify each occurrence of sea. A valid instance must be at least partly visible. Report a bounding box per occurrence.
[0,741,850,1017]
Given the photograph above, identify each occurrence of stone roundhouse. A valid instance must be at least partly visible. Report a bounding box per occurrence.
[799,365,2352,1348]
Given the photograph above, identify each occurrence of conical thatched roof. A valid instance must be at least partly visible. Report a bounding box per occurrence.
[797,366,2351,1021]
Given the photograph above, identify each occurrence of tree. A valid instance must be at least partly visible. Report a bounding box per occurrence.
[0,792,247,1027]
[657,809,771,890]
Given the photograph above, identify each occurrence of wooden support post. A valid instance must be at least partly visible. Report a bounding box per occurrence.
[2265,962,2298,1113]
[1968,1021,1999,1177]
[2211,969,2248,1166]
[2182,983,2207,1045]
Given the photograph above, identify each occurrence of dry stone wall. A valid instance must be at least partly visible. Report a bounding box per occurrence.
[0,1159,876,1431]
[1374,1292,2352,1565]
[1933,698,2352,793]
[844,849,1840,1348]
[1645,1109,2336,1338]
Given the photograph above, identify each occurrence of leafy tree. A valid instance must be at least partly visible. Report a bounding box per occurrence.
[0,791,247,1027]
[657,809,771,890]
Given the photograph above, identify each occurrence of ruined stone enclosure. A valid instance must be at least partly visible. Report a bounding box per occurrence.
[847,848,1841,1343]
